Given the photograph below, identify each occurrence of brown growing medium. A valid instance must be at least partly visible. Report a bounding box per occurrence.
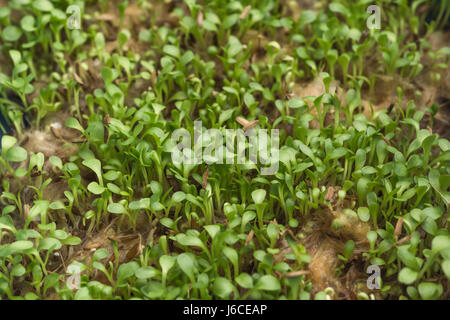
[296,204,372,299]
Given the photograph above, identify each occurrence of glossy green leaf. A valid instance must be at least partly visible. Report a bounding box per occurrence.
[256,275,281,291]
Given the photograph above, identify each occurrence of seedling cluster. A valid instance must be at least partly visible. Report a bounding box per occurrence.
[0,0,449,300]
